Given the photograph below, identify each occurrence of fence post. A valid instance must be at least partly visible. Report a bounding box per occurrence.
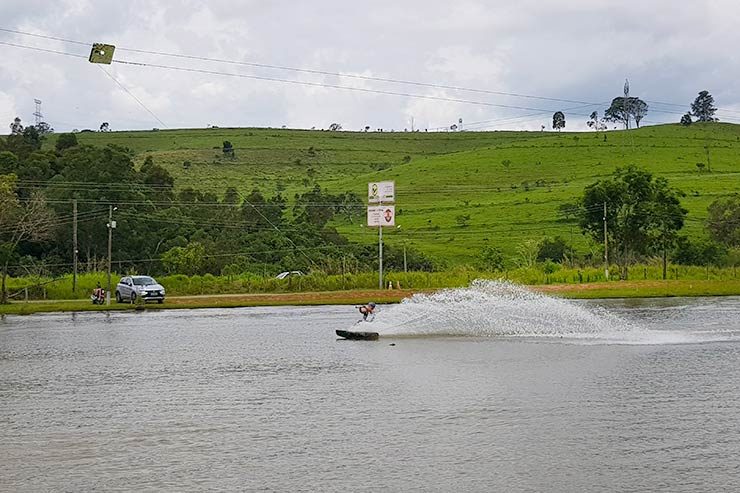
[24,287,28,302]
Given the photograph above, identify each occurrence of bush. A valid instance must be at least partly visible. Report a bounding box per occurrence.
[478,246,504,271]
[55,133,78,151]
[537,236,570,263]
[672,236,727,266]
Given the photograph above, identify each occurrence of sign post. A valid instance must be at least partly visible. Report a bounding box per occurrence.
[367,182,395,289]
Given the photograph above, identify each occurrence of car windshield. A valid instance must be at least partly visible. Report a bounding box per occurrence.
[132,277,156,286]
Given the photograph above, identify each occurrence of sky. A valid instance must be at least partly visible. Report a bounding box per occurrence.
[1,0,739,133]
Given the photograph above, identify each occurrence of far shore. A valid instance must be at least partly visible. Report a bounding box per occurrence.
[2,280,739,315]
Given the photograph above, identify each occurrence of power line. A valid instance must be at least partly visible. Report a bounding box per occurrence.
[0,27,613,107]
[0,39,605,115]
[97,65,167,128]
[4,29,740,127]
[0,39,85,58]
[7,26,740,120]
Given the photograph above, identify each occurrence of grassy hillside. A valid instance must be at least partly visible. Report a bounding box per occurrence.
[47,123,740,264]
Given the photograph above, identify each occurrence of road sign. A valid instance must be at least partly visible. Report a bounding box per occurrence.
[368,181,395,203]
[89,43,116,64]
[367,205,395,227]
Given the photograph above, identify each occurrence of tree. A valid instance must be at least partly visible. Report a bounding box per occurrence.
[632,99,648,128]
[586,111,607,131]
[672,236,726,266]
[140,157,175,200]
[680,113,693,126]
[537,236,570,263]
[222,140,235,158]
[161,242,206,275]
[552,111,565,131]
[706,195,740,247]
[9,117,23,135]
[0,175,56,302]
[691,90,717,122]
[0,152,19,175]
[604,97,649,129]
[479,246,504,271]
[328,123,342,131]
[580,165,686,279]
[35,122,54,136]
[223,187,240,205]
[4,126,43,161]
[99,122,110,132]
[55,133,78,151]
[647,177,687,279]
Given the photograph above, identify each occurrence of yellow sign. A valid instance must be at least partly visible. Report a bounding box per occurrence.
[89,43,115,64]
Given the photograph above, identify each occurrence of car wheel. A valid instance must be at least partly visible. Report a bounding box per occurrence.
[115,291,122,303]
[130,292,137,304]
[157,299,163,304]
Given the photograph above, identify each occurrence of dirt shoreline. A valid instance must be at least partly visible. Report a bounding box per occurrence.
[3,280,740,315]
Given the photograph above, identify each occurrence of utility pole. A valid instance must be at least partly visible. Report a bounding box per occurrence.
[603,202,609,281]
[378,204,384,290]
[403,244,408,273]
[106,205,115,305]
[72,199,78,293]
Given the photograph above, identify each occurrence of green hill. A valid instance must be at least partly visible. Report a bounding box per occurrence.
[49,123,740,264]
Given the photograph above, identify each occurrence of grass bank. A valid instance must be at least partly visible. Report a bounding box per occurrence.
[2,280,740,315]
[6,264,739,302]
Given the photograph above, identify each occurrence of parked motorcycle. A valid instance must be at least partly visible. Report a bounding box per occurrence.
[91,289,106,305]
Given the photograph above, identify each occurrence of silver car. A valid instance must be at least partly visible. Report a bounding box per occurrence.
[115,275,166,304]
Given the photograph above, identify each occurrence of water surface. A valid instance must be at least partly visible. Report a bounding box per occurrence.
[2,288,739,491]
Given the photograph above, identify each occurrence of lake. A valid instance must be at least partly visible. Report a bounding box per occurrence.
[2,282,739,492]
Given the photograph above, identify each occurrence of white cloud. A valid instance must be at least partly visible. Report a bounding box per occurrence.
[1,0,739,132]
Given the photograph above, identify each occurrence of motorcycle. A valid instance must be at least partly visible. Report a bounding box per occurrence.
[91,289,106,305]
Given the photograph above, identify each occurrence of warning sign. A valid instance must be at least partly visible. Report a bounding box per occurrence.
[367,205,395,227]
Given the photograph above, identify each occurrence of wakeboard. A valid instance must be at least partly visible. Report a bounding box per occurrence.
[336,329,379,341]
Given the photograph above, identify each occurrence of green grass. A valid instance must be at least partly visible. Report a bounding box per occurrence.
[6,264,739,302]
[3,279,740,315]
[45,123,740,265]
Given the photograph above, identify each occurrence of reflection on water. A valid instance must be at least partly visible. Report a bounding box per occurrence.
[1,296,740,492]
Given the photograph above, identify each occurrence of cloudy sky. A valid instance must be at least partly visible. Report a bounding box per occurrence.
[1,0,739,133]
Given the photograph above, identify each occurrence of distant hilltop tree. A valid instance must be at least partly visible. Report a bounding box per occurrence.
[328,123,342,131]
[604,97,649,129]
[587,111,607,131]
[691,90,718,122]
[680,113,693,126]
[99,122,110,132]
[552,111,565,131]
[35,121,54,136]
[9,117,23,135]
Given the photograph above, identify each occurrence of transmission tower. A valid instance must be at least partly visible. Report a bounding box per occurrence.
[623,79,630,130]
[33,99,43,126]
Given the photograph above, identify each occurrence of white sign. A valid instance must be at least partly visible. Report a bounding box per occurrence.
[368,181,395,203]
[367,205,395,227]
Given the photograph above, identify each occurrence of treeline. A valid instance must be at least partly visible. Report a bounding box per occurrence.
[478,165,740,279]
[0,130,434,301]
